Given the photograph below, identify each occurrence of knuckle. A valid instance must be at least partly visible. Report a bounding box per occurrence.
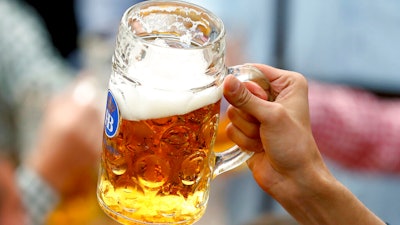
[291,72,308,89]
[234,86,253,108]
[269,104,288,122]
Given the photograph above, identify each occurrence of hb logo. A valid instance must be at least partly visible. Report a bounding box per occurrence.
[105,90,119,138]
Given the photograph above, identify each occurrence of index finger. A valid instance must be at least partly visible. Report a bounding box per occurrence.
[250,64,288,82]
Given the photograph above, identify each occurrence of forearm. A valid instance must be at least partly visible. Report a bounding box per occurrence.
[274,166,385,225]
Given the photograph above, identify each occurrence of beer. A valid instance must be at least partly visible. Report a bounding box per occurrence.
[98,64,223,224]
[98,101,221,224]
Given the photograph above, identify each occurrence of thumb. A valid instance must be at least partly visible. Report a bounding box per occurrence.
[223,75,270,121]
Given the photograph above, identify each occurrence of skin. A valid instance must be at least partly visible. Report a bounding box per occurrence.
[223,64,385,225]
[0,157,27,225]
[26,76,103,197]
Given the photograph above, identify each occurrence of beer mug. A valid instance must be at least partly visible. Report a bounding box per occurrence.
[97,1,273,224]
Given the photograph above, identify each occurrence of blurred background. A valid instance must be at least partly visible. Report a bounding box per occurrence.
[1,0,400,224]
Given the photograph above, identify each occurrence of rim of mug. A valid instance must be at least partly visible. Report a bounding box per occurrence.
[120,0,226,50]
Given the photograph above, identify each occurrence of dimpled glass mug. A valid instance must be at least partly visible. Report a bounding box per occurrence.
[97,1,272,224]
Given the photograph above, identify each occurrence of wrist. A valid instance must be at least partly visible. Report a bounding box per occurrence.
[271,161,335,223]
[16,166,60,225]
[27,156,66,194]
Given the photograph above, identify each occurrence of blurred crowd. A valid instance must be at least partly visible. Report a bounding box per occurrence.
[1,0,400,225]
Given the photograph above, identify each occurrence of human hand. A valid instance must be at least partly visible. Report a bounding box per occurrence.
[223,64,385,225]
[223,64,329,196]
[26,75,104,197]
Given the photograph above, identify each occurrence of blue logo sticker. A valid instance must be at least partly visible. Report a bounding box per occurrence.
[104,90,119,138]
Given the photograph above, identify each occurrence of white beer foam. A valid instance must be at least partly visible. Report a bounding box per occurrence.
[109,42,222,121]
[128,39,212,90]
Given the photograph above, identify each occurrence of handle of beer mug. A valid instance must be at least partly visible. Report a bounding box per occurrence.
[213,64,275,178]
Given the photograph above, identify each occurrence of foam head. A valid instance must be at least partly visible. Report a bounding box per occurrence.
[109,41,223,121]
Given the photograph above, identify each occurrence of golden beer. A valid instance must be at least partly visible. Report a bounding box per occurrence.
[98,100,221,224]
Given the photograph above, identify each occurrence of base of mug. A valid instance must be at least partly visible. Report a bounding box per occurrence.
[97,194,205,225]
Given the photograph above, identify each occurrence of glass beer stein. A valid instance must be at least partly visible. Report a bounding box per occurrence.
[97,1,272,224]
